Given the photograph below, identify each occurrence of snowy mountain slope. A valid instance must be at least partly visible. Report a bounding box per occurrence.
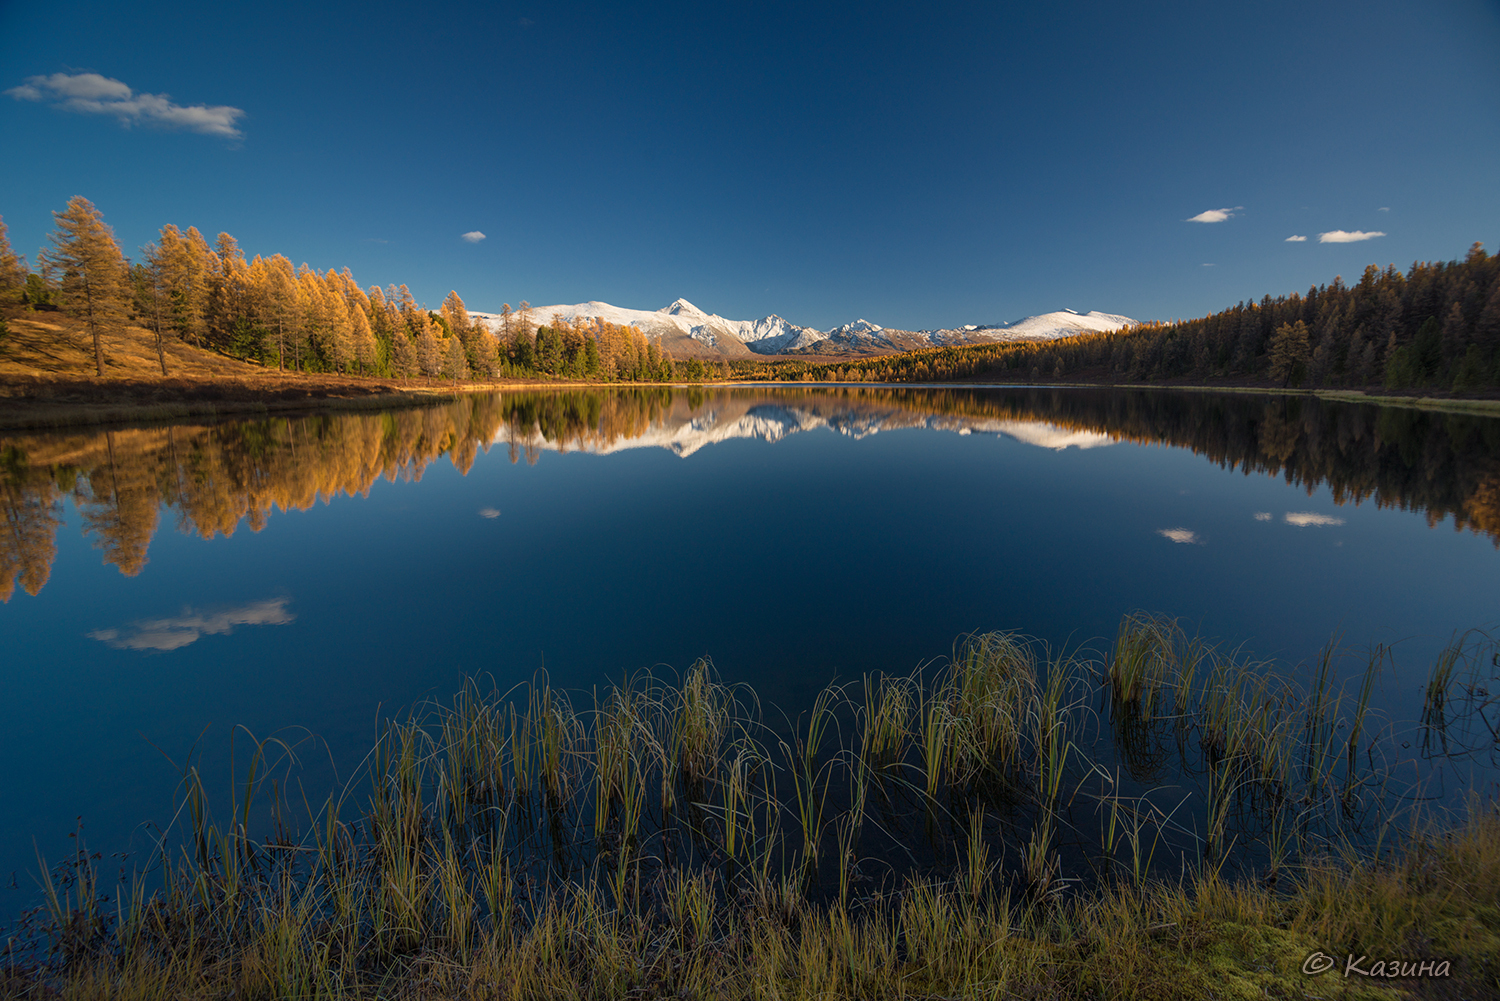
[471,298,824,359]
[472,300,1136,358]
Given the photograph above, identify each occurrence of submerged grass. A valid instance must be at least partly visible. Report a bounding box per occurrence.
[5,617,1499,1000]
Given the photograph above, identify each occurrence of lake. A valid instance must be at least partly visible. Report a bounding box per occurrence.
[1,385,1497,903]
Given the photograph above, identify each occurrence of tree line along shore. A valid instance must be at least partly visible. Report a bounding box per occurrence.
[1,198,1497,401]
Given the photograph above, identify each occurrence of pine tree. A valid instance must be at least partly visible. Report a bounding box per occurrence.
[39,197,129,377]
[1267,320,1311,387]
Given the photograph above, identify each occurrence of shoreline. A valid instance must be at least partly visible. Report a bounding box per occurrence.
[4,625,1497,1000]
[5,373,1500,432]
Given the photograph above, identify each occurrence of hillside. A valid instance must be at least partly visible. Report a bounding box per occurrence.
[0,307,482,428]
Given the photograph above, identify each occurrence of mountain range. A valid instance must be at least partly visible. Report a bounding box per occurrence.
[470,299,1135,359]
[495,393,1119,459]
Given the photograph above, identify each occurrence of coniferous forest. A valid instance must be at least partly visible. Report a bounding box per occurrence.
[730,244,1500,391]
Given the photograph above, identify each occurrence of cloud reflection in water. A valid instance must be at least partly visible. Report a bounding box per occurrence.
[89,597,295,651]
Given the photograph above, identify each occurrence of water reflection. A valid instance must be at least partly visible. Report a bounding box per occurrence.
[3,385,1499,601]
[88,597,295,651]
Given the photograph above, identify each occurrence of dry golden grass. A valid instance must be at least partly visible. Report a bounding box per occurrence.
[0,308,565,429]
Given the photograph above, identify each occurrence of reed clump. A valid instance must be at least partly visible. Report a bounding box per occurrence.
[4,617,1497,1000]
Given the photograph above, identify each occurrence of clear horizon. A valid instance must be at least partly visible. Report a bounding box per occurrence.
[2,0,1497,332]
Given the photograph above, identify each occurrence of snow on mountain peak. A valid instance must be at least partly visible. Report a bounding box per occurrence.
[661,298,707,317]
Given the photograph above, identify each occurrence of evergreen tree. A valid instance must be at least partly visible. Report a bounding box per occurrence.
[1267,320,1310,386]
[39,197,129,377]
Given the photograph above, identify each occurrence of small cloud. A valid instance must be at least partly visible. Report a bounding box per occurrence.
[1187,206,1243,224]
[1284,512,1345,527]
[1201,263,1216,267]
[1377,206,1390,212]
[90,597,294,651]
[1285,235,1307,242]
[1158,528,1203,545]
[1318,230,1385,244]
[6,72,244,138]
[518,17,535,26]
[479,507,501,518]
[364,237,390,244]
[1253,511,1272,521]
[461,231,487,243]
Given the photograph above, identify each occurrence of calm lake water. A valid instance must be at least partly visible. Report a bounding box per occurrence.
[2,385,1498,899]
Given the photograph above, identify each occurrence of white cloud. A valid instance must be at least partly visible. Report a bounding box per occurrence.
[1378,206,1390,212]
[1253,512,1272,521]
[1285,235,1307,242]
[479,507,501,518]
[1158,528,1203,544]
[1284,512,1345,527]
[1318,230,1386,244]
[461,231,487,243]
[89,598,293,651]
[1201,263,1216,267]
[1187,206,1243,223]
[5,72,243,138]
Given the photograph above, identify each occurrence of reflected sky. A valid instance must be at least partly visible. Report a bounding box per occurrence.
[88,597,295,651]
[1,386,1497,901]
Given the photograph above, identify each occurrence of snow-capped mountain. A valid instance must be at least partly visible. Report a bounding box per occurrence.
[470,298,823,358]
[471,300,1135,358]
[495,394,1119,459]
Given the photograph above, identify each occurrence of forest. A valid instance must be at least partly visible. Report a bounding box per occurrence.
[0,199,679,383]
[3,200,1497,396]
[730,244,1500,391]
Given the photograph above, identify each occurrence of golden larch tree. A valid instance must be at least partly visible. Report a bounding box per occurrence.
[0,215,30,302]
[39,196,130,377]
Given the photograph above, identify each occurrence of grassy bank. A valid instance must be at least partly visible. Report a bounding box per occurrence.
[4,616,1496,999]
[0,310,583,431]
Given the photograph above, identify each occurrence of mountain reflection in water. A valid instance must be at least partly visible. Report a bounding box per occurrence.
[3,386,1500,601]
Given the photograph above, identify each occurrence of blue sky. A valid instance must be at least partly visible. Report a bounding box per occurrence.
[2,0,1497,331]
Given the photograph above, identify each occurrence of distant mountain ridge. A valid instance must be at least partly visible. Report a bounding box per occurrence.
[471,300,1136,359]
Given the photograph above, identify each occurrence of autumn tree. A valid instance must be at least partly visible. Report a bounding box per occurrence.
[135,243,173,376]
[388,312,418,378]
[0,216,29,303]
[415,310,443,377]
[263,255,303,370]
[442,324,471,380]
[153,225,216,346]
[39,197,130,377]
